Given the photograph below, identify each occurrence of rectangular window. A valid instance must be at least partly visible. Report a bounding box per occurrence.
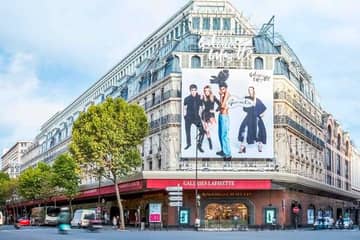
[336,154,341,175]
[326,148,332,171]
[149,137,153,154]
[235,21,241,34]
[213,18,220,30]
[158,134,162,151]
[149,161,153,170]
[203,17,210,30]
[326,174,332,185]
[192,17,200,30]
[158,157,162,170]
[223,18,231,30]
[345,161,349,179]
[175,26,180,38]
[161,88,164,100]
[152,92,156,106]
[337,179,341,188]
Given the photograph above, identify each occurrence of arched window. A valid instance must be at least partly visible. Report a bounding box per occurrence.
[191,56,201,68]
[345,141,349,156]
[299,78,304,93]
[274,57,290,79]
[254,57,264,69]
[174,56,180,72]
[337,134,341,150]
[120,86,128,100]
[327,125,332,144]
[164,56,174,76]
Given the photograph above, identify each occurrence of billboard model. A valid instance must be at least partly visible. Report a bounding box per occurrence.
[181,69,273,159]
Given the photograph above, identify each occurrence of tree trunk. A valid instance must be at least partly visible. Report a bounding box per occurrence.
[69,198,73,217]
[114,176,125,230]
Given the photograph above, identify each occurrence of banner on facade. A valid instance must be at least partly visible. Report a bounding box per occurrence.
[181,69,273,159]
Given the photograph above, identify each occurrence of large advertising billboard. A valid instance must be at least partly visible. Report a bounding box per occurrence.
[181,69,273,159]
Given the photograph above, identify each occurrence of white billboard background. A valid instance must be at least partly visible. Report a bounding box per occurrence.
[181,69,273,159]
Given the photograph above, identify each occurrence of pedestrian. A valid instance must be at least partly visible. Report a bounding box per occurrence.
[104,212,109,225]
[116,215,120,228]
[112,216,117,229]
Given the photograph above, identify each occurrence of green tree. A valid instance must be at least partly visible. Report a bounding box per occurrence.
[52,153,80,215]
[18,162,54,204]
[70,97,148,229]
[0,176,18,223]
[0,172,11,206]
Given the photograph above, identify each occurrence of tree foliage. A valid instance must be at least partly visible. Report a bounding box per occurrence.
[52,153,80,213]
[0,173,14,206]
[70,97,148,229]
[18,162,54,203]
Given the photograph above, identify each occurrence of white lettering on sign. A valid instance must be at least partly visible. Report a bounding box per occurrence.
[182,180,236,187]
[199,35,253,63]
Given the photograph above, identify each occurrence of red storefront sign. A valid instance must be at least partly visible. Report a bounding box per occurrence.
[146,179,271,190]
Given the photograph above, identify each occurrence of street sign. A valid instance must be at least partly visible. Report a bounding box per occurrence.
[166,186,183,192]
[168,196,183,201]
[292,206,300,214]
[168,191,183,196]
[169,201,183,207]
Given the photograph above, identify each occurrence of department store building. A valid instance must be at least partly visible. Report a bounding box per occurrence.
[13,0,360,228]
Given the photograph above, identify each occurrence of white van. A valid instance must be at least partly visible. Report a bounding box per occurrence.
[0,211,4,225]
[70,209,96,227]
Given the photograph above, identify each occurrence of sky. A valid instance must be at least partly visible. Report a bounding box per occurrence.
[0,0,359,156]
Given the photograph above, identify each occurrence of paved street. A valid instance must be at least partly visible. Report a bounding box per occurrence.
[0,225,359,240]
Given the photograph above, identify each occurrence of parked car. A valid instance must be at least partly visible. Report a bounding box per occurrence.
[18,218,31,226]
[70,209,96,228]
[335,217,353,229]
[16,217,31,226]
[313,217,334,230]
[0,211,4,225]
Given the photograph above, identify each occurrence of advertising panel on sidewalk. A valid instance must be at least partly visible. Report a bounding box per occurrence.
[179,208,190,225]
[307,208,315,224]
[149,203,162,223]
[181,69,273,159]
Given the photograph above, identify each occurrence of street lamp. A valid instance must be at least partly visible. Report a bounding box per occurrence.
[97,167,104,220]
[195,129,200,229]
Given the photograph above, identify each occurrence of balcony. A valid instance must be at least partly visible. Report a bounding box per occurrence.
[144,90,181,110]
[274,115,324,148]
[274,91,322,126]
[149,114,181,132]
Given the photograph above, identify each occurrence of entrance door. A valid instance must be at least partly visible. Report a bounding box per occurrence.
[336,208,343,219]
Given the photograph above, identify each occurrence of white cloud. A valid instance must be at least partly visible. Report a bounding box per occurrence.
[0,52,64,152]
